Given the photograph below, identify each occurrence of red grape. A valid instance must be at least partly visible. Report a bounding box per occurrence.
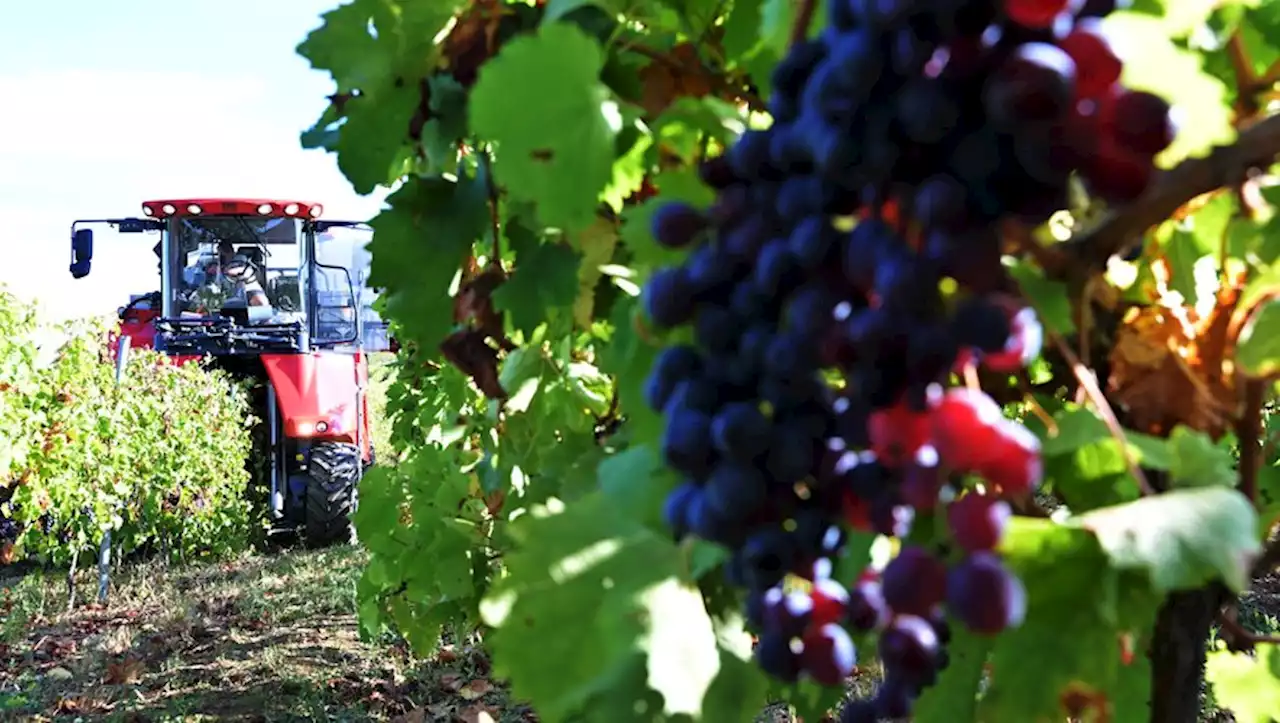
[881,545,948,616]
[1057,20,1123,100]
[801,623,857,685]
[901,458,946,510]
[846,579,891,632]
[651,202,708,249]
[1082,134,1155,203]
[1004,0,1072,28]
[762,588,814,637]
[980,306,1044,372]
[811,578,851,626]
[1104,89,1177,156]
[842,490,873,531]
[869,402,933,466]
[927,386,1007,469]
[877,614,940,678]
[979,419,1044,494]
[985,43,1077,126]
[947,492,1012,551]
[946,552,1027,635]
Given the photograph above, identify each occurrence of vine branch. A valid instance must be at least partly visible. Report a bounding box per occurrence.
[1050,113,1280,278]
[1046,331,1156,496]
[1217,605,1280,652]
[1238,378,1265,506]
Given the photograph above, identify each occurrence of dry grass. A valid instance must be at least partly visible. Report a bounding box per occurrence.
[0,547,529,722]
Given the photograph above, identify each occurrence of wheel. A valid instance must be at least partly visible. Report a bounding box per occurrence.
[304,441,361,547]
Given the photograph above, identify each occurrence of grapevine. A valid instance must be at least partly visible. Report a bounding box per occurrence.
[0,289,256,571]
[297,0,1280,721]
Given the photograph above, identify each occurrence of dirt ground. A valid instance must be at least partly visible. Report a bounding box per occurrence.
[2,547,1274,722]
[0,548,533,722]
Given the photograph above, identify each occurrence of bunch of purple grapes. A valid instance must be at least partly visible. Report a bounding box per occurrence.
[641,0,1172,718]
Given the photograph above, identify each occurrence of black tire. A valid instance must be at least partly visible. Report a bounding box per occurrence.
[304,441,361,547]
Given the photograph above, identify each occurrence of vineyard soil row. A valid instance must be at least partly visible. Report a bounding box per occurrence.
[3,552,1278,720]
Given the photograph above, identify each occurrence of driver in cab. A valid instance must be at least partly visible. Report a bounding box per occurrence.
[210,240,270,308]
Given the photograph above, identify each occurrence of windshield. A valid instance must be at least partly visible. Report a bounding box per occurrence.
[170,216,304,326]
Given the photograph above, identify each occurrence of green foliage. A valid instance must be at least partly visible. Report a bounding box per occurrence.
[1205,642,1280,723]
[0,289,255,566]
[296,0,1280,720]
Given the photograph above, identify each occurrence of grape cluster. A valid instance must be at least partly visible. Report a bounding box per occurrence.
[642,0,1170,718]
[0,516,17,545]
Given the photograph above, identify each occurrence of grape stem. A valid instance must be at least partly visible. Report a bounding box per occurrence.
[1237,378,1264,508]
[1053,113,1280,278]
[788,0,815,47]
[1045,330,1157,496]
[480,145,502,266]
[1217,604,1280,652]
[1247,60,1280,97]
[1227,33,1262,118]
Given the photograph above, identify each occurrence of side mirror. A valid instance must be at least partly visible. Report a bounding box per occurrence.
[70,229,93,279]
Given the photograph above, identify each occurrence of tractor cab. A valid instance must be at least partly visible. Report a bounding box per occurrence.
[69,199,391,358]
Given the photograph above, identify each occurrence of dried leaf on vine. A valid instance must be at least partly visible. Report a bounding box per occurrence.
[1059,682,1113,723]
[454,266,510,346]
[440,329,507,400]
[636,44,714,117]
[638,61,681,118]
[442,0,516,87]
[1108,277,1240,438]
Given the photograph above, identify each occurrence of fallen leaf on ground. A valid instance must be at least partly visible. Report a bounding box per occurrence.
[104,656,144,685]
[440,672,464,691]
[427,702,456,718]
[459,678,493,700]
[459,703,499,723]
[392,709,426,723]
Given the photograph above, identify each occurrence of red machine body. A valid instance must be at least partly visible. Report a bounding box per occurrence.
[261,351,373,460]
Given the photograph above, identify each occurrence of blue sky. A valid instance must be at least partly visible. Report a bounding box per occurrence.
[0,0,388,322]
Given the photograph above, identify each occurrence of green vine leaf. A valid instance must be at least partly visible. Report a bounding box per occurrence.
[979,518,1160,722]
[1165,425,1237,488]
[480,490,685,722]
[336,90,420,195]
[1205,642,1280,723]
[1077,487,1262,594]
[367,174,489,349]
[469,22,619,231]
[492,235,582,337]
[914,628,992,723]
[296,0,398,91]
[1237,296,1280,378]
